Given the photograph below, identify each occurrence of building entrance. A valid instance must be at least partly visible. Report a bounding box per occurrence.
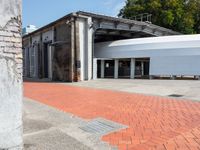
[135,58,150,78]
[118,59,131,78]
[104,60,114,78]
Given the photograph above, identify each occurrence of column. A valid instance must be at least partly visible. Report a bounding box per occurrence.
[0,0,23,149]
[114,59,119,79]
[101,60,105,78]
[87,17,93,80]
[171,75,176,80]
[141,61,144,76]
[48,45,53,80]
[131,58,135,79]
[93,58,97,80]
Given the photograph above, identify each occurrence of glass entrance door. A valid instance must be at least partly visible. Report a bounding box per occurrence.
[104,60,114,78]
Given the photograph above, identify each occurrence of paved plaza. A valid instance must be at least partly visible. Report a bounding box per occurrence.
[24,79,200,150]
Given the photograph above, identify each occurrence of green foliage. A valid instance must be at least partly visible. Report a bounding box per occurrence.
[118,0,200,34]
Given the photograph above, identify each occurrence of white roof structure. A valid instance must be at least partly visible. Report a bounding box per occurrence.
[94,34,200,76]
[95,34,200,58]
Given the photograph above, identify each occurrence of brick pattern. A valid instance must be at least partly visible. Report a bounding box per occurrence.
[0,19,22,82]
[24,82,200,150]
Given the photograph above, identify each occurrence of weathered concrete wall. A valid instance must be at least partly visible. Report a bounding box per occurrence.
[0,0,23,149]
[52,22,72,82]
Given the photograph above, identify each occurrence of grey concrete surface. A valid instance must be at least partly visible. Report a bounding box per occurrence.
[0,0,22,149]
[0,0,21,28]
[68,79,200,101]
[23,98,118,150]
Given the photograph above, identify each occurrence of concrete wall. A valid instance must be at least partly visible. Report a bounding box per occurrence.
[0,0,23,149]
[23,21,72,82]
[94,34,200,76]
[22,14,94,82]
[53,23,72,81]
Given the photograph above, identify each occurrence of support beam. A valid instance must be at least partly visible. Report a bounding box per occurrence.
[101,60,105,78]
[114,59,119,79]
[131,58,135,79]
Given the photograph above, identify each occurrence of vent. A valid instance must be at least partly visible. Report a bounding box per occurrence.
[168,94,184,98]
[80,118,127,136]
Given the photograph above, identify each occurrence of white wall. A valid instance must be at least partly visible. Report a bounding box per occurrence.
[78,17,93,81]
[94,34,200,76]
[150,56,200,76]
[78,18,87,81]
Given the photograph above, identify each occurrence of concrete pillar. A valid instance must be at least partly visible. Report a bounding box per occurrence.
[114,59,119,79]
[76,17,93,81]
[34,44,39,78]
[71,17,75,82]
[48,45,53,80]
[149,75,154,80]
[93,58,97,80]
[0,0,23,149]
[198,76,200,80]
[86,17,93,80]
[130,58,135,79]
[101,60,105,78]
[141,61,144,76]
[171,75,176,80]
[75,19,81,81]
[195,75,200,80]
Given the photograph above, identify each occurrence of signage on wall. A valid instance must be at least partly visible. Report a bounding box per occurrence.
[106,63,109,68]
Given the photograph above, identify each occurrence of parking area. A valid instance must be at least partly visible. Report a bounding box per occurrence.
[24,79,200,150]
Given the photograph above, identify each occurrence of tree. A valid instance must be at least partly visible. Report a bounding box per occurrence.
[118,0,200,34]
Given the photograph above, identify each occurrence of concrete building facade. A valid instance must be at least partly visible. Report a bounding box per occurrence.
[0,0,23,149]
[23,11,179,82]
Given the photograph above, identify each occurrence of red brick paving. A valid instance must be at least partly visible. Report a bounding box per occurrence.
[24,82,200,150]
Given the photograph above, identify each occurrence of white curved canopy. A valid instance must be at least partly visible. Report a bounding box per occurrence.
[94,34,200,76]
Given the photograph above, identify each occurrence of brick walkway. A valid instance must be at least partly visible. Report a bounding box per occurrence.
[24,82,200,150]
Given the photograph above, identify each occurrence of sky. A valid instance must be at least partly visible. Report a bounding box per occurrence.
[23,0,126,28]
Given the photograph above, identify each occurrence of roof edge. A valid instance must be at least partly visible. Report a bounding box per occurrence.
[23,11,181,39]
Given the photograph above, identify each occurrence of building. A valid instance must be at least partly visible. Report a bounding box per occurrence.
[94,34,200,80]
[22,25,38,35]
[23,11,182,82]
